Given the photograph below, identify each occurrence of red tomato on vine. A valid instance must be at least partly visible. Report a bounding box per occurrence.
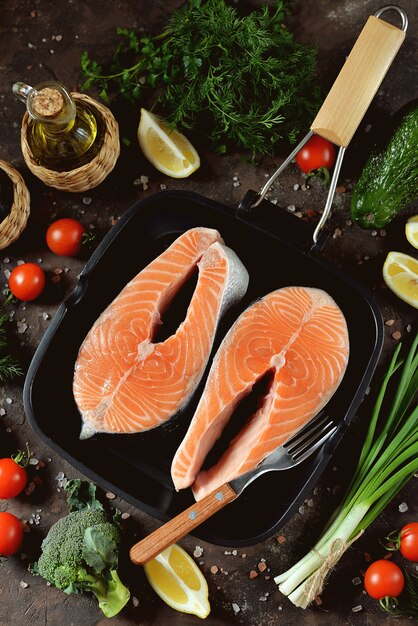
[8,263,46,301]
[46,218,87,257]
[296,135,336,174]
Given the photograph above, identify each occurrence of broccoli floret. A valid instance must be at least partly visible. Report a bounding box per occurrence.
[36,509,107,589]
[30,482,130,618]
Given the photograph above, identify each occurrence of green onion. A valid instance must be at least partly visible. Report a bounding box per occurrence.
[274,333,418,608]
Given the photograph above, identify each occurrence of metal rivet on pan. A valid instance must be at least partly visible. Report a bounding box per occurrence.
[189,511,197,520]
[215,492,224,501]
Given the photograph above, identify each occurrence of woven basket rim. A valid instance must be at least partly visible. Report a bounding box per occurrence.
[20,91,120,192]
[0,159,30,251]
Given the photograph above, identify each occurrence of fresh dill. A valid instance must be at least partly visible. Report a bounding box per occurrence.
[0,311,22,382]
[81,0,320,155]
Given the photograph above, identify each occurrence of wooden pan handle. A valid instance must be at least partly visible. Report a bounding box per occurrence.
[130,483,237,565]
[311,14,405,147]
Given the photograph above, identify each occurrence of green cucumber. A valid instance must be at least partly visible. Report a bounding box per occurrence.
[351,103,418,229]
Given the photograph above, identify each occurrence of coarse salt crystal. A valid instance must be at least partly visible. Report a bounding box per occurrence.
[106,492,116,500]
[399,502,408,513]
[210,566,218,574]
[82,197,92,205]
[193,546,204,558]
[5,398,12,404]
[121,512,131,520]
[55,472,64,480]
[286,204,296,212]
[20,581,29,588]
[352,577,362,586]
[132,596,139,607]
[259,596,267,602]
[232,549,238,556]
[352,605,363,612]
[0,408,5,416]
[232,603,240,613]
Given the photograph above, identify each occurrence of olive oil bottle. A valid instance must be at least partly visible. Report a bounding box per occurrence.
[13,81,105,171]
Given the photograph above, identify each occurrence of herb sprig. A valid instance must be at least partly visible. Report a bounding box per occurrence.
[81,0,320,155]
[0,311,22,382]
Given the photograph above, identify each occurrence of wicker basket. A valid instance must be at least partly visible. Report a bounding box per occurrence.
[0,160,30,251]
[20,93,120,192]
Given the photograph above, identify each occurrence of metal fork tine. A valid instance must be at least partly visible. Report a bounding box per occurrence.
[229,414,337,495]
[292,424,338,464]
[285,412,329,454]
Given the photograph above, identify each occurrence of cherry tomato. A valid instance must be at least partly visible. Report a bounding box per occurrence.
[0,511,23,556]
[400,522,418,562]
[8,263,46,301]
[46,218,86,256]
[364,560,404,600]
[296,135,336,173]
[0,458,27,499]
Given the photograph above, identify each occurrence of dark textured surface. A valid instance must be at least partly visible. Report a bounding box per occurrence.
[0,2,417,625]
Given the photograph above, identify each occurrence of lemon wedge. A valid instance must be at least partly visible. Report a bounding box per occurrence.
[144,544,210,618]
[406,215,418,250]
[138,108,200,178]
[383,251,418,309]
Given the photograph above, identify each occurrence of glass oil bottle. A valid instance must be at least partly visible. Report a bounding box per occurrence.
[13,81,105,171]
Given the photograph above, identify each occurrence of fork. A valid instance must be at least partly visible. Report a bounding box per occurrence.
[130,413,337,565]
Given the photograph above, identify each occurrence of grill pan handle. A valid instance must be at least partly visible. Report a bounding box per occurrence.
[250,5,407,244]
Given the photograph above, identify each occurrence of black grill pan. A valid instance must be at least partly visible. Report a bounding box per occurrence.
[23,190,384,546]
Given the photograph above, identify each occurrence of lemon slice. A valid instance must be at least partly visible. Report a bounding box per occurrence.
[406,215,418,250]
[138,108,200,178]
[144,544,210,618]
[383,251,418,309]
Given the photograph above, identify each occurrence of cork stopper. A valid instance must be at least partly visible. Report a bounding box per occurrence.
[32,87,64,118]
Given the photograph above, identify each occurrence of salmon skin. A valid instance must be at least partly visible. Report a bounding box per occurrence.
[73,227,249,439]
[171,286,349,500]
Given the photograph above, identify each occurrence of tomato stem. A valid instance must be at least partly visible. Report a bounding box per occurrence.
[380,595,398,612]
[11,442,31,469]
[383,530,401,551]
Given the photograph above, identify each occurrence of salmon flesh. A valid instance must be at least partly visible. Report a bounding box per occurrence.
[171,286,349,500]
[73,227,249,438]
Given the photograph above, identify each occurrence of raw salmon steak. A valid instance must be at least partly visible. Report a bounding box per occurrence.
[73,227,249,438]
[171,286,349,500]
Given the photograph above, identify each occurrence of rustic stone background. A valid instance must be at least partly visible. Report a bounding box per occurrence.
[0,1,417,625]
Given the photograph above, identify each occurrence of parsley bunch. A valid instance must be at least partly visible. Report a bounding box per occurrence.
[81,0,320,155]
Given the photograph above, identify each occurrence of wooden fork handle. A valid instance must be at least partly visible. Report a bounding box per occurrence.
[130,483,237,565]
